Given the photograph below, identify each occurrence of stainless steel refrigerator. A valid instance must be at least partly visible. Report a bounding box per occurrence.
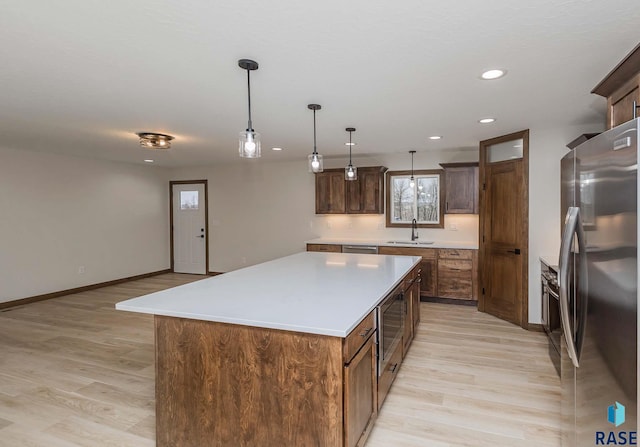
[559,118,638,446]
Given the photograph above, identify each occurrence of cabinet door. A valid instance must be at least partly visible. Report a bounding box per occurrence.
[316,170,346,214]
[412,272,421,330]
[444,165,478,214]
[402,280,413,357]
[611,84,639,128]
[344,335,376,447]
[346,167,385,214]
[420,258,437,297]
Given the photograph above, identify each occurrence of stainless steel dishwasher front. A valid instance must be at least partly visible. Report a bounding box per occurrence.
[341,245,379,254]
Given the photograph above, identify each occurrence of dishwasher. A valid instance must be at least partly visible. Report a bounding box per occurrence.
[341,244,379,254]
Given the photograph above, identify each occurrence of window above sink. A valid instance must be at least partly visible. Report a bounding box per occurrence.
[385,169,445,228]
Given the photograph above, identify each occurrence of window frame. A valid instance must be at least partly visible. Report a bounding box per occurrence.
[385,169,445,228]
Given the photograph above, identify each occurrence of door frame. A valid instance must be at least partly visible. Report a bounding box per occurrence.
[478,129,529,328]
[169,180,209,274]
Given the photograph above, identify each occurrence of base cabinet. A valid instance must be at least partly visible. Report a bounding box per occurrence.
[344,335,376,447]
[368,245,478,300]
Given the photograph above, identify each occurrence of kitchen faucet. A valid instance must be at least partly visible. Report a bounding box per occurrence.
[411,218,418,241]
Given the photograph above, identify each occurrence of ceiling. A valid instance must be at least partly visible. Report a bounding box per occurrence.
[1,0,639,167]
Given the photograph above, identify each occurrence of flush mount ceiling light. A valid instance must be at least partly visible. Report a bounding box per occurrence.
[238,58,260,158]
[345,127,357,181]
[307,104,323,173]
[481,69,506,80]
[272,147,283,151]
[409,150,416,187]
[478,118,496,124]
[136,132,174,149]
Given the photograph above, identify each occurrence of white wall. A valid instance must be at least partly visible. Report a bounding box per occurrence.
[527,123,605,323]
[0,147,170,303]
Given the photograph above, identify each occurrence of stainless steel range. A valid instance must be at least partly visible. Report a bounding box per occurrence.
[540,258,560,376]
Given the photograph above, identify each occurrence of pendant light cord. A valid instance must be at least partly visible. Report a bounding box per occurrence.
[313,109,317,155]
[246,69,252,131]
[411,151,414,176]
[348,131,353,164]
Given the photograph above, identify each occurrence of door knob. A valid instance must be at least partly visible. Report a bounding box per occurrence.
[507,248,521,255]
[196,235,204,238]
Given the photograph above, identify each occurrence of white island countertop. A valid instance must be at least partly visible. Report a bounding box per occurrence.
[116,252,421,337]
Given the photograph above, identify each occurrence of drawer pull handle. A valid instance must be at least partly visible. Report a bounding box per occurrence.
[390,363,398,373]
[359,328,373,338]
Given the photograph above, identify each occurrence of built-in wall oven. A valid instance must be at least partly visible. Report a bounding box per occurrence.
[541,260,561,376]
[377,282,404,376]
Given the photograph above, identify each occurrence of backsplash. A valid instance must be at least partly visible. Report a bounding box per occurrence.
[311,214,478,244]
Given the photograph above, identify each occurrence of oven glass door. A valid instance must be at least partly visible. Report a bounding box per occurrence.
[381,291,403,362]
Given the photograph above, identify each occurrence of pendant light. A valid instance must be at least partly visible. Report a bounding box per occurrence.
[345,127,357,181]
[307,104,323,172]
[409,150,416,187]
[238,59,260,158]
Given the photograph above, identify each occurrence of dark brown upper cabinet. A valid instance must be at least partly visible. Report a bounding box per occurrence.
[592,42,640,129]
[440,162,479,214]
[315,167,386,214]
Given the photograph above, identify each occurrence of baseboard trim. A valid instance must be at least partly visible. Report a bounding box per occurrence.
[0,269,172,310]
[527,323,544,332]
[420,296,478,306]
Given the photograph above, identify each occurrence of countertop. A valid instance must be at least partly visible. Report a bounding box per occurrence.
[116,252,421,337]
[306,238,478,250]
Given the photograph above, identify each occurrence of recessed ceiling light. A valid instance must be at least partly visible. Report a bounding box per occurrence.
[481,69,506,80]
[272,147,283,151]
[429,136,442,140]
[345,142,356,146]
[144,159,154,163]
[478,118,496,124]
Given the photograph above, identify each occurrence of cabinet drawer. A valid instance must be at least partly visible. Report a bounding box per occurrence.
[343,311,376,363]
[378,246,437,259]
[437,259,473,299]
[307,244,343,253]
[438,249,472,260]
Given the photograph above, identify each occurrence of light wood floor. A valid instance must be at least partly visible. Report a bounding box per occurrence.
[0,274,560,446]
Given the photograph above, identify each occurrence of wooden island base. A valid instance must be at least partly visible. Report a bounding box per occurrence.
[155,315,349,447]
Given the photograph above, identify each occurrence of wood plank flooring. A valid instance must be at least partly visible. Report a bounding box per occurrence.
[0,274,560,446]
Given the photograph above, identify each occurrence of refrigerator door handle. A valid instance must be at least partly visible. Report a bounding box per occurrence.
[559,206,580,368]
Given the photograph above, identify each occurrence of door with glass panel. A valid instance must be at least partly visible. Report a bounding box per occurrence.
[171,181,208,275]
[478,130,529,327]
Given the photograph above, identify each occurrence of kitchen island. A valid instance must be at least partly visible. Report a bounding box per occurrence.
[116,251,421,447]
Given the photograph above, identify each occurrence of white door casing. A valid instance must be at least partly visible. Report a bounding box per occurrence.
[171,182,207,274]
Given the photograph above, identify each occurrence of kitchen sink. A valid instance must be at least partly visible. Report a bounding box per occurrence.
[386,241,434,245]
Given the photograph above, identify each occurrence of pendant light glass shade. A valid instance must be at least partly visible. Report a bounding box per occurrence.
[238,59,260,158]
[345,127,357,181]
[239,130,261,158]
[308,153,323,172]
[307,104,324,172]
[345,164,357,180]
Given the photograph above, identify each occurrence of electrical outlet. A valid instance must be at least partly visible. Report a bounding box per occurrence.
[78,266,85,274]
[241,257,247,264]
[326,221,331,229]
[450,223,458,231]
[377,222,384,230]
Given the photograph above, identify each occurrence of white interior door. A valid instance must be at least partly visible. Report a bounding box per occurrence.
[172,183,207,274]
